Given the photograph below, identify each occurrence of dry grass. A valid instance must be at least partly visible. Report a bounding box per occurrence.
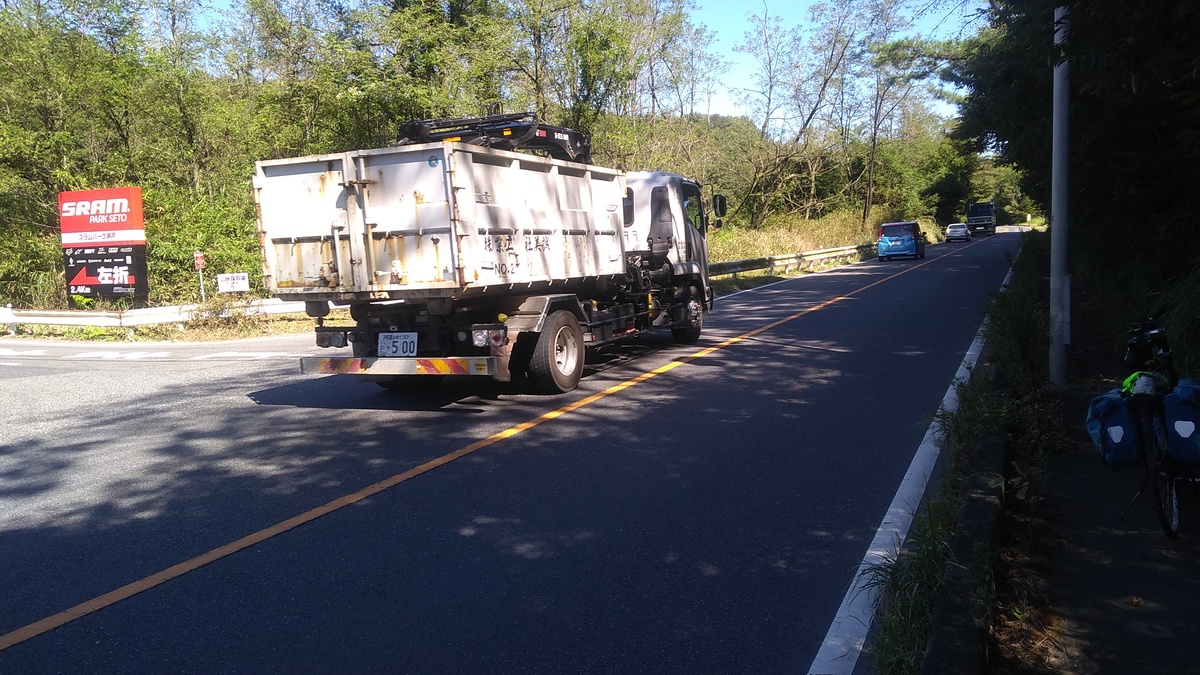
[708,209,876,262]
[9,310,343,343]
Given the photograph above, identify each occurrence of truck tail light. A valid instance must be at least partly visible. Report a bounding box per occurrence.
[315,331,347,348]
[471,324,508,348]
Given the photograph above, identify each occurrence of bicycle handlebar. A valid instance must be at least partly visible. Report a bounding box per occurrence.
[1124,316,1177,386]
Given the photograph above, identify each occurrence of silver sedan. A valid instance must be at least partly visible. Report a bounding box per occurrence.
[945,222,972,242]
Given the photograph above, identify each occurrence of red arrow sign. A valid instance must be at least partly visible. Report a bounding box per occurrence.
[69,267,102,286]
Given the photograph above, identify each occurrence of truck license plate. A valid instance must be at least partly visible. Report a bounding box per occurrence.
[377,332,418,357]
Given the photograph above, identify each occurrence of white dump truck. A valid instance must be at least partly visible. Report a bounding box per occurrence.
[253,114,726,393]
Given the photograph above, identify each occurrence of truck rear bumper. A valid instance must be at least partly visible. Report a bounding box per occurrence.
[300,356,496,377]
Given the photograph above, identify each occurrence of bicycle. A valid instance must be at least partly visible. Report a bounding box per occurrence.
[1112,316,1198,538]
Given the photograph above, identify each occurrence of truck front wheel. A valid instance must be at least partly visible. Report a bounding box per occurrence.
[528,310,584,393]
[671,286,704,344]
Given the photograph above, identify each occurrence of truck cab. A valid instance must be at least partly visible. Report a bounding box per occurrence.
[622,171,719,312]
[967,202,996,236]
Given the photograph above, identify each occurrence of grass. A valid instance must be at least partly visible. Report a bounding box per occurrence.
[705,208,933,263]
[708,209,874,262]
[863,368,999,674]
[706,208,933,295]
[979,233,1072,675]
[7,294,346,342]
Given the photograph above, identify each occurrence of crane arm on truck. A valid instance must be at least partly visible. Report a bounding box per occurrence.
[396,113,592,165]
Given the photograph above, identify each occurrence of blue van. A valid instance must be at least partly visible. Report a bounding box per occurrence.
[876,221,926,261]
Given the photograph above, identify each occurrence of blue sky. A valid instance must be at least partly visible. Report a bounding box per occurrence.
[691,0,985,116]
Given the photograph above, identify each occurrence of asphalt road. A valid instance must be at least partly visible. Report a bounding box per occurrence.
[0,232,1022,674]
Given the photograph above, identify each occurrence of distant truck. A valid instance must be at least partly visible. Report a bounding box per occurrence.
[966,202,996,236]
[253,114,726,394]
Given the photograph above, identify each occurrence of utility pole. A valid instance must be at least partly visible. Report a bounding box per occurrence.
[1050,7,1070,385]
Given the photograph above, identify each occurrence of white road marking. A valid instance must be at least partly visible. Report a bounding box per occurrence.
[188,351,293,360]
[117,351,172,360]
[806,267,1011,675]
[1,343,313,362]
[0,348,48,356]
[63,351,171,360]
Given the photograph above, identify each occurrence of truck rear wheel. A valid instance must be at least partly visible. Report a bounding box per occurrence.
[528,310,584,393]
[671,286,704,344]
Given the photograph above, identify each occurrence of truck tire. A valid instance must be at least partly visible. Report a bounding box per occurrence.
[508,332,536,382]
[528,310,584,393]
[671,286,704,344]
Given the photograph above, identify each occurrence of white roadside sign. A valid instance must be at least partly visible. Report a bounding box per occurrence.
[217,273,250,293]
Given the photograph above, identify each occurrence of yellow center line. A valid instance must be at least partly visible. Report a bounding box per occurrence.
[0,259,926,651]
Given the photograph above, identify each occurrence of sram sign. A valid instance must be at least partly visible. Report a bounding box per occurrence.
[61,197,133,218]
[59,186,149,304]
[59,186,145,245]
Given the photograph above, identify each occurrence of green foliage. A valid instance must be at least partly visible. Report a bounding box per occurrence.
[559,4,636,134]
[983,233,1051,392]
[951,0,1200,286]
[142,187,261,304]
[950,0,1200,403]
[921,136,979,224]
[980,230,1064,483]
[970,162,1035,225]
[0,0,987,309]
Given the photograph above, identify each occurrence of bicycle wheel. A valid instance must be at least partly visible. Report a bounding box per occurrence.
[1149,417,1181,538]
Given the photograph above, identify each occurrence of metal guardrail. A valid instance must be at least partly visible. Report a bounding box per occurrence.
[1,298,308,333]
[709,243,875,278]
[2,244,876,332]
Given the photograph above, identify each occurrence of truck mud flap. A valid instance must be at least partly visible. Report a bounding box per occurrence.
[300,356,495,376]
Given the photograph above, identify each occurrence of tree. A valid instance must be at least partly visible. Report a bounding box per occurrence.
[734,6,799,139]
[949,0,1200,279]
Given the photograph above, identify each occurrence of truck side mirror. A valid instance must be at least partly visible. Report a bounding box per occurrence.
[712,194,727,218]
[623,188,634,226]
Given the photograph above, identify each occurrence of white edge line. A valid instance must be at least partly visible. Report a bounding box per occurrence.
[805,255,1017,675]
[805,322,988,675]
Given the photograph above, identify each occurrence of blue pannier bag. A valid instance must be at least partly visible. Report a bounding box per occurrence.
[1163,378,1200,464]
[1086,388,1140,469]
